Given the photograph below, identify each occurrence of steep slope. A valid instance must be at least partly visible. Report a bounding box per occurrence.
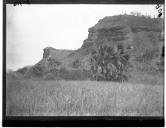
[43,47,73,61]
[67,15,163,70]
[82,15,162,53]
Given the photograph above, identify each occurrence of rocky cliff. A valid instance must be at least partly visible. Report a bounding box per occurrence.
[17,15,164,77]
[82,15,162,52]
[69,15,163,70]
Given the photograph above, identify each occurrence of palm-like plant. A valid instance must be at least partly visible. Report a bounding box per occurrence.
[90,44,130,81]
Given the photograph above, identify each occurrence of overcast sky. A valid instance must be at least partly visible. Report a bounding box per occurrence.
[7,4,159,70]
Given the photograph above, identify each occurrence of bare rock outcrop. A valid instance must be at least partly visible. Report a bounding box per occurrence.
[16,15,164,77]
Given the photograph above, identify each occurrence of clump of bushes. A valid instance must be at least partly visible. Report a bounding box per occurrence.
[89,44,130,82]
[71,59,81,68]
[43,67,90,80]
[17,67,28,74]
[156,46,164,72]
[31,65,45,77]
[135,48,159,63]
[135,47,164,73]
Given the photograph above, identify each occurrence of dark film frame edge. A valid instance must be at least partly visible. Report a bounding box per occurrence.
[2,0,165,127]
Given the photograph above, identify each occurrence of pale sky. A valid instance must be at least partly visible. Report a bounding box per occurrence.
[6,4,159,70]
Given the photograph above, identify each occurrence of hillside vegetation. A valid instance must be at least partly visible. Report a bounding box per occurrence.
[16,15,164,80]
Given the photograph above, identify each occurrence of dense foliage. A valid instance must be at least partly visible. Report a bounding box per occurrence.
[157,46,164,72]
[90,44,130,82]
[43,67,90,80]
[31,65,44,77]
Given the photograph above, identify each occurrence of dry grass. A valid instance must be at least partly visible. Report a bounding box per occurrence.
[6,74,163,116]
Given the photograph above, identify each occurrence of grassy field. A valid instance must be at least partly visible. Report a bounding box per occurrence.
[6,73,163,116]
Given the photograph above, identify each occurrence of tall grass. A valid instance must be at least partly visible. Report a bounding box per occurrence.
[6,74,163,116]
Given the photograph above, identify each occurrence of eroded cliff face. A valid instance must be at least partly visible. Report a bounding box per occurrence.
[81,15,162,53]
[81,28,97,49]
[17,15,164,76]
[41,15,163,71]
[75,15,163,70]
[36,47,73,71]
[43,47,53,58]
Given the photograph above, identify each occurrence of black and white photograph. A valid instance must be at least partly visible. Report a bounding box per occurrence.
[4,1,164,126]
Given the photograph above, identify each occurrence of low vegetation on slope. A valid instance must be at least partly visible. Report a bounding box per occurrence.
[16,15,164,82]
